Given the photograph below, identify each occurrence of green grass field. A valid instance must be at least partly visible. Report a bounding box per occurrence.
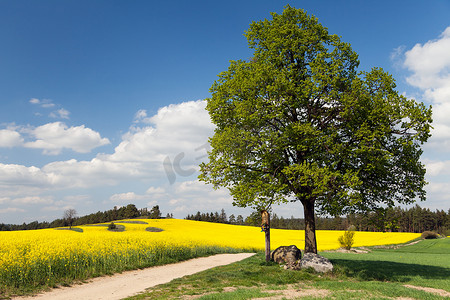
[128,238,450,299]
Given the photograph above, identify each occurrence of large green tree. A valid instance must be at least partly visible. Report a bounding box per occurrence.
[199,6,432,253]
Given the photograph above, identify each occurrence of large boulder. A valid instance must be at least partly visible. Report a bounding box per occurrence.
[271,245,302,266]
[299,253,333,273]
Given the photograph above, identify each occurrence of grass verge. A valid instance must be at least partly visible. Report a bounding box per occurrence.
[0,246,251,299]
[127,238,450,300]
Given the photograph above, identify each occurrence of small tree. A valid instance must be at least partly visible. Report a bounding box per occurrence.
[123,204,139,219]
[338,225,356,250]
[245,211,262,226]
[229,214,236,224]
[219,208,227,223]
[108,222,117,230]
[63,209,77,229]
[150,205,161,219]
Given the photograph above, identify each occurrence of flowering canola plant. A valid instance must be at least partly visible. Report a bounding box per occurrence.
[0,219,420,292]
[142,219,420,250]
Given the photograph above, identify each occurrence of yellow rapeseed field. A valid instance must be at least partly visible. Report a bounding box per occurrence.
[138,219,420,251]
[0,219,420,292]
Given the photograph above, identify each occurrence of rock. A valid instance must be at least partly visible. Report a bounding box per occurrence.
[271,245,302,266]
[299,252,333,273]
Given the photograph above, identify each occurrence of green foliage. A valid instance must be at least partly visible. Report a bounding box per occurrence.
[107,224,125,232]
[149,205,162,219]
[200,5,432,254]
[338,226,356,250]
[123,204,140,219]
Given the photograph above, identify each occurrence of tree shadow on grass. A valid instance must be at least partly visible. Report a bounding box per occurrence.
[330,258,450,283]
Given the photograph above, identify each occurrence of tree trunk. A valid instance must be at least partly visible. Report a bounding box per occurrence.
[303,200,317,254]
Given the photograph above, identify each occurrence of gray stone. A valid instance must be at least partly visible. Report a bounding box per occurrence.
[299,253,333,273]
[271,245,302,266]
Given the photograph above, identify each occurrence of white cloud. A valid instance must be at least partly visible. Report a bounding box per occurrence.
[146,186,165,194]
[50,108,70,119]
[29,98,55,108]
[0,100,219,221]
[150,101,213,139]
[0,207,25,214]
[64,195,91,202]
[0,163,60,188]
[423,159,450,177]
[42,103,56,109]
[3,101,212,192]
[42,158,146,188]
[400,28,450,212]
[29,98,72,119]
[404,27,450,92]
[12,196,54,205]
[167,180,233,213]
[24,122,110,155]
[402,26,450,153]
[110,192,151,203]
[146,186,168,199]
[133,109,152,123]
[390,45,406,68]
[109,100,213,165]
[40,206,65,212]
[0,129,23,147]
[176,180,212,194]
[423,181,450,211]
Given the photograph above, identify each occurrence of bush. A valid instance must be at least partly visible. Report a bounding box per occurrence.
[421,231,439,239]
[444,229,450,237]
[338,226,356,250]
[108,222,117,230]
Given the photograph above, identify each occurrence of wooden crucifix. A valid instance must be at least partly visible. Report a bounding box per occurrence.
[261,210,270,262]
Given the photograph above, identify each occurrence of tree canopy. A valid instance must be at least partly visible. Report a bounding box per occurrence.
[199,6,432,253]
[63,209,77,229]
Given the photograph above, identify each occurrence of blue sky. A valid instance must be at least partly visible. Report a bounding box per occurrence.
[0,0,449,224]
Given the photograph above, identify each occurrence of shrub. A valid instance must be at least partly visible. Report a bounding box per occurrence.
[421,231,439,239]
[338,226,356,250]
[108,222,117,230]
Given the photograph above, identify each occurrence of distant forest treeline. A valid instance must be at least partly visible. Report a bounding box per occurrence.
[1,204,449,235]
[0,204,168,231]
[186,205,450,234]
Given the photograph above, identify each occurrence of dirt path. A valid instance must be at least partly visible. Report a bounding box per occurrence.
[403,284,450,297]
[15,253,255,300]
